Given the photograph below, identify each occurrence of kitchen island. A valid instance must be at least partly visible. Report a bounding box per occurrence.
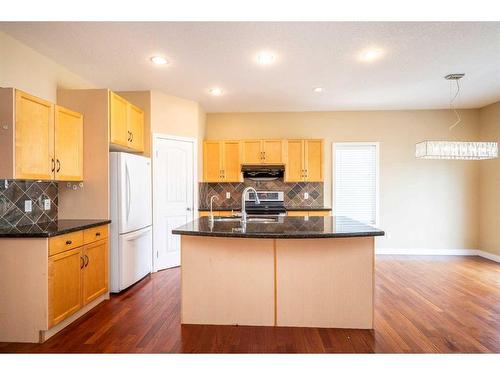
[172,216,384,329]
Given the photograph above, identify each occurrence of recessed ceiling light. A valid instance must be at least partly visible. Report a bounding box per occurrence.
[358,48,384,62]
[313,87,324,93]
[256,51,276,65]
[209,87,223,96]
[150,56,168,65]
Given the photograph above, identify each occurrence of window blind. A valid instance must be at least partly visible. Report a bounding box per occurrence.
[334,144,378,225]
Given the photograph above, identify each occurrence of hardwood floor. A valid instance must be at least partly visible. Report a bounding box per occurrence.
[1,255,499,353]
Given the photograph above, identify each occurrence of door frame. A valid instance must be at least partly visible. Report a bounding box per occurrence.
[152,133,198,272]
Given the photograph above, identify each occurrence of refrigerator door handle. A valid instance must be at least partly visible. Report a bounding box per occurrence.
[125,226,151,241]
[126,164,131,221]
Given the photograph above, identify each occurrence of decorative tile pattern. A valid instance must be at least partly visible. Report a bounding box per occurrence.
[199,178,324,210]
[0,180,58,229]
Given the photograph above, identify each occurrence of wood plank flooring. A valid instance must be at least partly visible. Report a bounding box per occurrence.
[1,255,499,353]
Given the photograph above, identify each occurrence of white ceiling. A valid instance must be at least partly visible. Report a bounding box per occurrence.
[1,22,499,112]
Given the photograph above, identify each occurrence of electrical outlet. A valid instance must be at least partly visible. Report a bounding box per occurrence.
[43,199,51,210]
[24,200,32,213]
[304,192,309,199]
[226,192,231,199]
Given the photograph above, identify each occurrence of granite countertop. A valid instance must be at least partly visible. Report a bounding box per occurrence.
[198,207,332,212]
[0,219,111,238]
[172,216,384,239]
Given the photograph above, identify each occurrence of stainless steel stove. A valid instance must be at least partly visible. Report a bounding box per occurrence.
[244,190,286,216]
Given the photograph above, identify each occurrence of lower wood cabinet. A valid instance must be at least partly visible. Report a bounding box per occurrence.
[287,210,330,217]
[48,247,83,327]
[48,225,108,328]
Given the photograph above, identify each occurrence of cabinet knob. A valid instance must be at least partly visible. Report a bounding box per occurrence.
[66,240,72,245]
[95,232,101,237]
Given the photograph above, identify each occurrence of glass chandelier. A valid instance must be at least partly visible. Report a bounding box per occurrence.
[415,74,498,161]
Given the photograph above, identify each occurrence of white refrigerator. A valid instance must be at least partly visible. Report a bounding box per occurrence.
[109,152,153,293]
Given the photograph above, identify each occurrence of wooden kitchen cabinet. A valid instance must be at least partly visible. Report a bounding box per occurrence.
[0,88,84,181]
[14,90,55,180]
[203,140,242,182]
[48,247,83,328]
[241,139,283,164]
[54,105,84,181]
[82,239,108,305]
[284,139,323,182]
[109,91,144,152]
[48,225,109,329]
[287,210,330,217]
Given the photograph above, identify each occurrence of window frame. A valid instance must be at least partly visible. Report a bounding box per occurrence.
[332,142,380,226]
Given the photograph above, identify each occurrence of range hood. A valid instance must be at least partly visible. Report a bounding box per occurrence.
[241,165,285,181]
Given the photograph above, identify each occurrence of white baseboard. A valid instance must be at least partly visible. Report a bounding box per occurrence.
[375,248,500,263]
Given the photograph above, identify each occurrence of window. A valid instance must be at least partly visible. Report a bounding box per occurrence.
[333,143,379,225]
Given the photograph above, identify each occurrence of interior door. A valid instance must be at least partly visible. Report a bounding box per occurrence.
[118,153,152,234]
[15,90,54,180]
[54,105,83,181]
[154,137,194,270]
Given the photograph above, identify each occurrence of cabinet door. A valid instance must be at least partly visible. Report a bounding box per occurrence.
[262,140,283,164]
[304,140,323,181]
[242,140,262,164]
[222,141,241,182]
[109,92,128,147]
[285,140,304,182]
[82,239,108,305]
[48,247,83,328]
[15,90,54,180]
[203,141,222,182]
[54,105,83,181]
[128,103,144,152]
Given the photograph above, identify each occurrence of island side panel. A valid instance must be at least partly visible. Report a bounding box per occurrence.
[0,238,49,342]
[181,236,275,326]
[276,237,374,329]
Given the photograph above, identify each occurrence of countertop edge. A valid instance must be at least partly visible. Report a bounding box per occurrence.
[0,220,112,238]
[198,207,332,212]
[172,230,385,239]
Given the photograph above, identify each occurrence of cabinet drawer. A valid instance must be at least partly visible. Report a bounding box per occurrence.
[83,225,109,244]
[49,231,84,256]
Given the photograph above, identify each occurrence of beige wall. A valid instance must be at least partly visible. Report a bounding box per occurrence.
[0,31,95,101]
[479,101,500,256]
[206,110,481,250]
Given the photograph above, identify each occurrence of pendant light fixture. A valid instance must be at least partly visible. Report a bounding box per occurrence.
[415,74,498,160]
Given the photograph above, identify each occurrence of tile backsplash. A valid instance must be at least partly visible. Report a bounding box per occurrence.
[0,180,58,228]
[199,178,324,210]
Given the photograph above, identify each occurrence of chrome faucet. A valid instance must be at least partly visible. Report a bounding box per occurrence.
[241,187,260,223]
[209,195,219,221]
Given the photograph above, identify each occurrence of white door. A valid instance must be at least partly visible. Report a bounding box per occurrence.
[153,137,195,270]
[116,226,153,292]
[118,153,152,234]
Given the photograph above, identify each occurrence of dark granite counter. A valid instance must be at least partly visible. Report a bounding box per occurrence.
[172,216,384,239]
[0,219,111,238]
[198,207,332,212]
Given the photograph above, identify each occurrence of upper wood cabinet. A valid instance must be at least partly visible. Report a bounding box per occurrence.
[109,91,144,152]
[284,139,324,182]
[241,139,283,164]
[15,90,55,180]
[54,105,84,181]
[0,88,83,181]
[203,140,242,182]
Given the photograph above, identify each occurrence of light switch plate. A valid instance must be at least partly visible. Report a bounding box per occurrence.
[226,192,231,199]
[304,192,309,199]
[43,199,51,210]
[24,200,32,213]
